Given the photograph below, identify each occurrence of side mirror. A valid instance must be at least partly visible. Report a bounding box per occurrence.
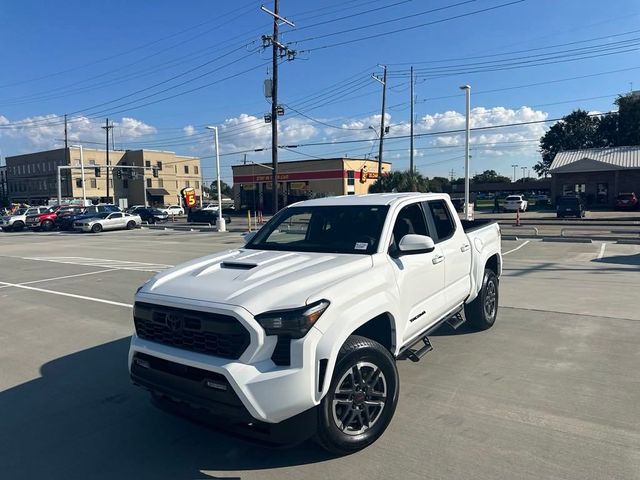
[398,234,435,255]
[243,231,257,244]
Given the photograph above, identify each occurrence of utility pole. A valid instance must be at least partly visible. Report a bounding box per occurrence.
[449,169,455,182]
[410,66,415,190]
[102,119,114,203]
[64,114,69,166]
[372,65,388,182]
[261,1,295,214]
[521,166,527,182]
[511,164,518,182]
[459,84,471,219]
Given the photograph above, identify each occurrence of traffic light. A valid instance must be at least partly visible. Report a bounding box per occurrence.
[152,166,158,178]
[115,168,122,179]
[95,167,101,177]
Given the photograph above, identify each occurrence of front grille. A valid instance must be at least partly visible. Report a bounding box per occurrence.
[134,302,250,359]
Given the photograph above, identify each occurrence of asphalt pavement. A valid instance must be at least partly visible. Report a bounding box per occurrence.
[0,229,638,480]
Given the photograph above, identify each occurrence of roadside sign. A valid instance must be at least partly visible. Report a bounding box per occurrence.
[181,187,197,207]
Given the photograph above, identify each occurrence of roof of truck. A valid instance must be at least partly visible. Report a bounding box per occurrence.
[289,192,448,208]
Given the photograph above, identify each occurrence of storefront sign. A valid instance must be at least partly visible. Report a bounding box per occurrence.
[180,187,197,207]
[290,182,307,190]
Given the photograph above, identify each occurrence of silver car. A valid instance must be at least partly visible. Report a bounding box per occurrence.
[74,212,142,233]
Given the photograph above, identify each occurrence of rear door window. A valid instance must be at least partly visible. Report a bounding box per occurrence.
[425,200,456,242]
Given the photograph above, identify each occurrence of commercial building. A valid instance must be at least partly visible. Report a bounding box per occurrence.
[231,158,391,212]
[5,147,201,208]
[549,146,640,207]
[451,179,551,196]
[0,166,7,205]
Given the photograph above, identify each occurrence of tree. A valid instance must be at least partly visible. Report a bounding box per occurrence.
[616,92,640,146]
[534,109,604,177]
[472,170,512,184]
[206,180,233,198]
[428,176,451,193]
[369,170,429,193]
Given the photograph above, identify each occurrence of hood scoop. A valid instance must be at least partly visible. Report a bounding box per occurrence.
[220,261,257,270]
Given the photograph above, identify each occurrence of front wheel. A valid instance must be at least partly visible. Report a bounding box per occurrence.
[464,269,499,330]
[12,221,24,232]
[315,335,399,455]
[91,223,103,233]
[41,220,54,231]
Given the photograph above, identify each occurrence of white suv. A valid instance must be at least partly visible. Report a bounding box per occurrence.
[503,195,528,212]
[0,206,48,232]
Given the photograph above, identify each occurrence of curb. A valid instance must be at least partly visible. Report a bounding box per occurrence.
[542,237,593,244]
[616,239,640,245]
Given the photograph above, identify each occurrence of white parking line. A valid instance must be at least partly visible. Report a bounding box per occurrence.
[597,243,607,260]
[19,268,120,286]
[20,256,172,272]
[503,240,531,256]
[0,281,133,308]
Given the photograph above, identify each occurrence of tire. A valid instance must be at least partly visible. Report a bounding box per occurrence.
[315,335,399,455]
[41,220,54,232]
[126,220,136,230]
[12,221,24,232]
[464,269,499,331]
[91,223,103,233]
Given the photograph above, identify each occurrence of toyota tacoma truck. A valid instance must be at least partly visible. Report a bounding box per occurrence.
[129,193,501,454]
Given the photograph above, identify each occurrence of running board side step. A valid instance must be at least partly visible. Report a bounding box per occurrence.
[399,336,433,362]
[446,311,466,330]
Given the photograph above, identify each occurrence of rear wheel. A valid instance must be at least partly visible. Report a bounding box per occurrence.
[126,220,136,230]
[91,223,103,233]
[315,335,399,455]
[464,269,499,330]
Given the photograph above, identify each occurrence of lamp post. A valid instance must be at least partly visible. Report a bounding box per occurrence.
[459,85,471,219]
[511,164,518,182]
[206,126,226,232]
[70,144,87,206]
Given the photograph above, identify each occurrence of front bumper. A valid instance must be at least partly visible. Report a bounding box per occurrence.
[128,297,324,425]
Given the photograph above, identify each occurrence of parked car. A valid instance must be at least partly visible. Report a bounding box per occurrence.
[135,208,169,224]
[450,197,465,212]
[161,205,185,216]
[503,195,528,212]
[56,204,121,230]
[615,192,638,210]
[0,206,48,232]
[556,196,586,218]
[187,208,231,224]
[26,204,78,231]
[129,193,502,453]
[74,212,141,233]
[126,205,146,213]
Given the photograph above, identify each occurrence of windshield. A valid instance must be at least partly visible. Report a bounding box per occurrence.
[12,208,27,216]
[506,196,521,201]
[246,205,389,255]
[558,197,578,206]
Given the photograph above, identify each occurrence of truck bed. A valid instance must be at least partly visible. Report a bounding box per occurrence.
[460,219,497,233]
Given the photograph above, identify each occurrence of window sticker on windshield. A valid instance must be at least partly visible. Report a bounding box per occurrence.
[354,242,368,250]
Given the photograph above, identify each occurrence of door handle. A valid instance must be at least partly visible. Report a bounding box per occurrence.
[432,255,445,264]
[460,244,470,252]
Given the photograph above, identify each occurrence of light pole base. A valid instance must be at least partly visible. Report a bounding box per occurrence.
[217,217,227,232]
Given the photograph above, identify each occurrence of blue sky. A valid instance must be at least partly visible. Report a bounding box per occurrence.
[1,0,639,185]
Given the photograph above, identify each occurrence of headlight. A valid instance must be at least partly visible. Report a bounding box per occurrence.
[255,300,330,338]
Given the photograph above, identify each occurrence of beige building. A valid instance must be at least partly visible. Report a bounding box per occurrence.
[6,147,201,208]
[232,158,391,213]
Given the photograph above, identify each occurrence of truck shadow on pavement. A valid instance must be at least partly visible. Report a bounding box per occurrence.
[0,337,332,480]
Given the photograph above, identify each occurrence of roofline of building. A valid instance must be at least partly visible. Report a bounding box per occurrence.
[554,145,640,155]
[6,147,199,159]
[231,157,392,168]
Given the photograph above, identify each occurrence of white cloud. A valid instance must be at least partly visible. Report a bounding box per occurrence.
[0,114,156,150]
[183,124,195,136]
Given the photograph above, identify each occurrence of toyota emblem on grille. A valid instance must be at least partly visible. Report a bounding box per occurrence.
[166,314,183,332]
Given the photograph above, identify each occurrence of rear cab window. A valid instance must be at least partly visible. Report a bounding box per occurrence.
[424,200,456,242]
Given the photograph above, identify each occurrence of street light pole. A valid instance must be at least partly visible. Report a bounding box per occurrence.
[511,164,518,182]
[459,85,471,219]
[206,126,226,232]
[71,145,87,206]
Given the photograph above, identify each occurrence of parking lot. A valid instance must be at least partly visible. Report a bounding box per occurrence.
[1,230,639,480]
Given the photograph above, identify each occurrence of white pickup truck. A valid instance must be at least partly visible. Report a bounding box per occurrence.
[129,193,501,453]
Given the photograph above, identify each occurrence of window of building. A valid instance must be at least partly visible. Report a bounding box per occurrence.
[123,179,129,189]
[195,180,200,189]
[89,160,96,166]
[145,160,151,168]
[146,178,152,188]
[185,180,190,188]
[184,165,189,174]
[174,165,177,173]
[347,170,355,186]
[597,183,608,204]
[76,178,83,188]
[157,161,163,171]
[90,178,97,188]
[158,178,164,187]
[194,165,199,175]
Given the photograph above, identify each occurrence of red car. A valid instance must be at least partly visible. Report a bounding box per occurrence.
[26,205,83,231]
[615,192,638,210]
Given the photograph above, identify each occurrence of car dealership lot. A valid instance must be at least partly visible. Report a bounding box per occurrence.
[0,231,639,480]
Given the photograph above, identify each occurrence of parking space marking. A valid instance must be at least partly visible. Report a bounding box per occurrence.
[21,256,173,272]
[503,240,531,256]
[19,268,120,286]
[597,242,607,260]
[0,281,133,308]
